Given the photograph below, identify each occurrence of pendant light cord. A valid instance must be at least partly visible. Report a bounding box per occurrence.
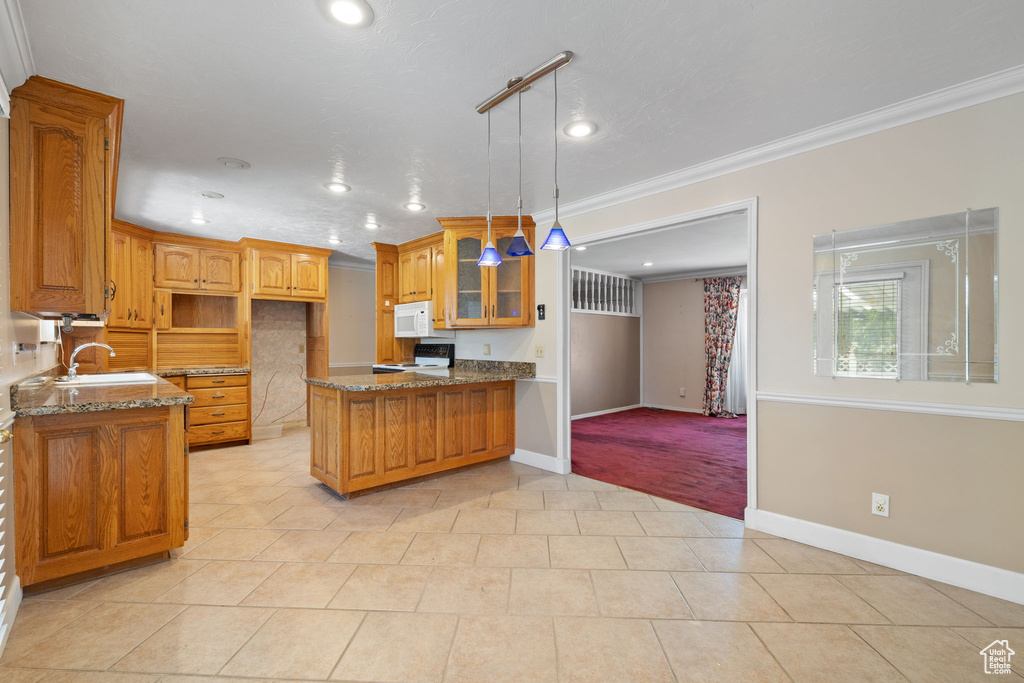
[553,69,560,223]
[518,90,523,230]
[487,109,492,243]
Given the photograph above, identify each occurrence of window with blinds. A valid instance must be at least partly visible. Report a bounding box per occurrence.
[835,279,901,378]
[571,268,642,316]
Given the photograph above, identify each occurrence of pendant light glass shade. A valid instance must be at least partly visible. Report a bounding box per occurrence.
[478,240,503,266]
[541,69,571,251]
[477,110,502,267]
[507,229,533,257]
[540,221,571,250]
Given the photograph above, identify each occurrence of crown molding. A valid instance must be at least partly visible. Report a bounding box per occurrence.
[642,266,747,283]
[0,0,35,115]
[533,64,1024,225]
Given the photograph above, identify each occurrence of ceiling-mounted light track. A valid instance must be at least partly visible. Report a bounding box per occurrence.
[476,51,573,114]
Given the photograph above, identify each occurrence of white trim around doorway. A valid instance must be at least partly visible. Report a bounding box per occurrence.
[556,197,760,510]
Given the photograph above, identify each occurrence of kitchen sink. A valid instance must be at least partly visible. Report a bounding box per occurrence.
[55,372,159,386]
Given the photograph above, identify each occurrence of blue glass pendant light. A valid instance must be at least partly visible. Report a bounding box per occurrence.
[506,91,534,257]
[541,69,571,251]
[477,109,502,267]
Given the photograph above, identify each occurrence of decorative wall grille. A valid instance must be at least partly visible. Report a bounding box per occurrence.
[571,268,642,316]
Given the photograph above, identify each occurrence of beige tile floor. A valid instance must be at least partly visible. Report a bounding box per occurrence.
[3,427,1022,682]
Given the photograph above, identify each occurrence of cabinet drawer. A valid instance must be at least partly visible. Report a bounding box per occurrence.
[189,404,249,425]
[187,374,248,389]
[190,386,248,407]
[189,420,248,445]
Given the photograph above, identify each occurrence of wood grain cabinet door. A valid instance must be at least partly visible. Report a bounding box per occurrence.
[439,389,466,460]
[431,244,446,328]
[154,244,201,290]
[10,101,107,314]
[489,383,515,453]
[130,236,153,327]
[252,250,292,296]
[200,249,240,292]
[398,252,415,303]
[413,247,432,301]
[108,230,132,327]
[291,254,327,299]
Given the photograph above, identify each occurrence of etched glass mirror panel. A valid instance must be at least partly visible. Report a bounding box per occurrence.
[813,208,997,382]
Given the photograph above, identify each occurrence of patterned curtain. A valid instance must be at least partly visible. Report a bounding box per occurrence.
[703,276,743,417]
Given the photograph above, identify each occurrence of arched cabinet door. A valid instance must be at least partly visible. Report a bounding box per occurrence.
[251,250,291,296]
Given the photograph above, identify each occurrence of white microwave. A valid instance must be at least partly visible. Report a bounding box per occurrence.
[394,301,455,338]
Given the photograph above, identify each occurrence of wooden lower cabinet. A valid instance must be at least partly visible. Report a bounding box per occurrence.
[14,405,186,588]
[309,381,515,495]
[185,373,251,447]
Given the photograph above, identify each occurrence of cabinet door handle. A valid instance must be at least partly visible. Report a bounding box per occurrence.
[211,379,226,384]
[109,279,117,301]
[193,278,198,283]
[134,308,139,320]
[127,306,132,319]
[161,304,164,315]
[492,305,495,318]
[202,279,206,283]
[211,412,226,417]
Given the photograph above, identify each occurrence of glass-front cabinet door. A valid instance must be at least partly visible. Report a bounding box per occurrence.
[448,230,490,326]
[491,230,530,326]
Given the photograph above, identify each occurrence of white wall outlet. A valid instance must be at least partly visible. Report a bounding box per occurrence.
[535,345,545,358]
[482,343,491,356]
[872,493,890,517]
[679,387,686,397]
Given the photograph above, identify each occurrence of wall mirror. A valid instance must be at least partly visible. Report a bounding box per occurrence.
[813,208,998,383]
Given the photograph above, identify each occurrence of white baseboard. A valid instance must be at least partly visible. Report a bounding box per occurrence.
[0,575,23,659]
[571,404,643,421]
[745,508,1024,606]
[512,448,571,475]
[644,403,703,414]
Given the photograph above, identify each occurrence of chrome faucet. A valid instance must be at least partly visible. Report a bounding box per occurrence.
[67,343,116,380]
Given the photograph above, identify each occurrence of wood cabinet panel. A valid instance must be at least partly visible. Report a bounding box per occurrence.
[383,394,413,473]
[188,421,248,446]
[467,387,489,456]
[131,236,154,326]
[347,397,379,480]
[108,231,132,327]
[414,391,439,466]
[201,249,240,292]
[156,333,242,368]
[490,384,514,453]
[432,245,446,328]
[413,248,432,301]
[252,250,291,296]
[398,252,415,303]
[189,404,248,425]
[15,406,185,587]
[154,290,171,330]
[292,254,327,299]
[189,386,248,407]
[155,244,201,290]
[380,259,398,301]
[439,389,465,460]
[186,374,248,389]
[105,330,151,370]
[118,423,167,542]
[311,388,340,490]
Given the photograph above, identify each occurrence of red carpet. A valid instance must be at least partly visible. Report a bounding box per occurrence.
[571,408,747,519]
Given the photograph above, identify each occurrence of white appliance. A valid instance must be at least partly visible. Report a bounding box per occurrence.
[394,301,454,339]
[373,343,455,375]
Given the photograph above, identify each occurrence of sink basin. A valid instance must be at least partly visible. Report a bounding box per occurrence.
[55,372,159,386]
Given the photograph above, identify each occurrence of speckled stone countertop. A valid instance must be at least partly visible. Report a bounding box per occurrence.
[12,374,194,417]
[305,360,535,392]
[152,367,250,377]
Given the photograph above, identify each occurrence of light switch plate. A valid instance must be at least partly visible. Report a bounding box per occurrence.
[535,345,545,358]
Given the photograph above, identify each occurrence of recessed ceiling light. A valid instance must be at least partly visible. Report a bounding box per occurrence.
[217,157,250,169]
[191,218,209,225]
[200,191,224,199]
[642,262,654,267]
[564,121,598,138]
[324,182,351,193]
[319,0,374,28]
[574,246,587,251]
[365,222,380,230]
[404,202,426,211]
[328,237,341,245]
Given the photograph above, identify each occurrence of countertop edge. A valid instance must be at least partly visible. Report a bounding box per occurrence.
[305,372,534,392]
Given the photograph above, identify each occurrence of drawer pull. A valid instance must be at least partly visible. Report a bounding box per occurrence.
[211,412,226,416]
[211,379,226,384]
[212,394,226,399]
[211,430,226,435]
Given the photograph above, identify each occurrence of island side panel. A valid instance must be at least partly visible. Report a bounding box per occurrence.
[309,381,517,496]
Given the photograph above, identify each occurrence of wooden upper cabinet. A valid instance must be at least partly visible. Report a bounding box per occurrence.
[413,248,431,301]
[131,235,154,327]
[200,249,240,292]
[155,244,201,290]
[252,250,292,296]
[10,77,123,315]
[398,252,415,303]
[432,244,446,328]
[397,241,436,305]
[292,253,327,298]
[440,217,535,328]
[109,226,153,329]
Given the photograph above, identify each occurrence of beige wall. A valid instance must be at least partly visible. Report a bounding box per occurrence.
[487,92,1024,572]
[642,279,705,411]
[570,313,640,416]
[516,380,557,455]
[328,266,375,365]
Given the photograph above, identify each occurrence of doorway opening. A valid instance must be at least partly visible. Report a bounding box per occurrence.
[558,199,757,519]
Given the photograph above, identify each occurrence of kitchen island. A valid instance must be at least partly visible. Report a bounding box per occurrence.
[305,361,534,496]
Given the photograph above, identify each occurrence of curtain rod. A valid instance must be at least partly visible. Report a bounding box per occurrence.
[475,51,573,114]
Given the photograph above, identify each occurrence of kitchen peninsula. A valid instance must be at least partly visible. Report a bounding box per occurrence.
[306,360,534,496]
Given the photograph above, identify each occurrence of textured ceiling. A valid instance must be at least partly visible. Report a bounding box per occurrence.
[571,213,747,280]
[19,0,1024,267]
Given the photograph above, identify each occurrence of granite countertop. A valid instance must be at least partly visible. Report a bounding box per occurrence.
[12,375,194,417]
[305,360,535,392]
[153,367,250,377]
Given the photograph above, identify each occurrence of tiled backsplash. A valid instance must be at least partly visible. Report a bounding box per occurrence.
[250,300,307,427]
